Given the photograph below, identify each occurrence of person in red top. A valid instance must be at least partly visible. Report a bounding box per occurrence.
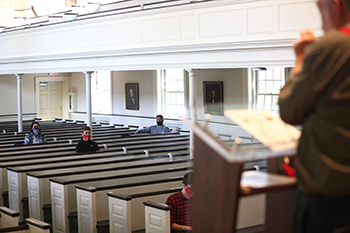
[166,172,193,233]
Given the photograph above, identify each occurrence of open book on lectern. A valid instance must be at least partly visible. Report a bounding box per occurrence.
[225,110,301,152]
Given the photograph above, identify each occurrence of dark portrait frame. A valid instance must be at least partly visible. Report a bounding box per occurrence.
[203,81,224,115]
[125,83,139,110]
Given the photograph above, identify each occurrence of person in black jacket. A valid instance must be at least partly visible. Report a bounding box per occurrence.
[76,126,99,153]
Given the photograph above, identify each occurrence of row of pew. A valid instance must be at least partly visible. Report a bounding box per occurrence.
[0,120,193,233]
[0,120,267,233]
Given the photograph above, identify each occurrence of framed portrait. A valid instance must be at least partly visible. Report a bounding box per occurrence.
[65,0,77,7]
[125,83,139,110]
[203,81,224,115]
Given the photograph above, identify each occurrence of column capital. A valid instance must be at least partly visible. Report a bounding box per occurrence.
[15,74,24,78]
[83,71,94,77]
[185,69,200,75]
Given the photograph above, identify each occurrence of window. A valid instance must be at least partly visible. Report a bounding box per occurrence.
[157,69,187,118]
[91,71,112,114]
[253,67,287,114]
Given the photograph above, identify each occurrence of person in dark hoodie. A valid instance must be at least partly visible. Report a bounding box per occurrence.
[24,122,46,144]
[76,126,99,153]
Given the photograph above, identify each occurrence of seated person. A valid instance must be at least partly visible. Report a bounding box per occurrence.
[135,115,170,134]
[166,172,193,233]
[24,122,46,144]
[76,126,99,153]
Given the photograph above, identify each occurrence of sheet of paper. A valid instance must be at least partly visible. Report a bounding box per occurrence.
[225,110,301,151]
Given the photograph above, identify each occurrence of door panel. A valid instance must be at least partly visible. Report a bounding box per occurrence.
[39,82,62,120]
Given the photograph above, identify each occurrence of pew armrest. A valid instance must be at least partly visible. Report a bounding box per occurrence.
[0,206,20,228]
[0,207,20,217]
[26,218,51,229]
[143,201,171,211]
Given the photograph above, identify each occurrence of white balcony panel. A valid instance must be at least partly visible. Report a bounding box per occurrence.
[78,27,90,48]
[279,1,321,32]
[0,0,322,74]
[121,21,139,44]
[90,22,120,47]
[247,6,274,34]
[0,38,11,55]
[179,15,195,40]
[52,29,78,51]
[141,16,177,42]
[199,9,243,38]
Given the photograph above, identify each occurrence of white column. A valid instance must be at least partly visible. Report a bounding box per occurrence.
[16,74,24,133]
[84,71,94,128]
[186,69,199,159]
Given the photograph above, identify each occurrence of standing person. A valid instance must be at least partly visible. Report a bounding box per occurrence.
[24,122,46,144]
[166,172,193,233]
[76,126,99,153]
[135,115,170,134]
[279,0,350,232]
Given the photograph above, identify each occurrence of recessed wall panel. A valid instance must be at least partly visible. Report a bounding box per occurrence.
[0,38,11,55]
[141,17,177,42]
[78,28,89,48]
[90,23,119,47]
[121,21,139,44]
[279,2,321,32]
[39,33,52,52]
[21,34,42,53]
[52,29,78,51]
[199,10,243,38]
[180,15,195,39]
[247,6,274,34]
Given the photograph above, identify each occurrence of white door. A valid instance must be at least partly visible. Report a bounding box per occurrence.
[39,82,62,120]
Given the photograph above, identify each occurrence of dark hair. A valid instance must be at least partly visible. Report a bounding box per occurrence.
[182,172,192,186]
[156,115,163,119]
[30,122,41,133]
[82,126,91,132]
[343,0,350,11]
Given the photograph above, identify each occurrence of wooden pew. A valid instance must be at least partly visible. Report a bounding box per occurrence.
[0,127,134,145]
[0,206,20,228]
[6,142,189,221]
[74,169,192,233]
[109,188,181,233]
[0,206,50,233]
[0,136,188,209]
[27,152,190,223]
[0,218,51,233]
[143,201,172,233]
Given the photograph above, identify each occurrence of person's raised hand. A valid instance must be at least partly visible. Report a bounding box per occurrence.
[294,29,316,58]
[292,29,316,75]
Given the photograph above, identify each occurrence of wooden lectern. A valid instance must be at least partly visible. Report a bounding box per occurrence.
[188,120,298,233]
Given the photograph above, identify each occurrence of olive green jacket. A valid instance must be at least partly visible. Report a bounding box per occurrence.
[279,28,350,196]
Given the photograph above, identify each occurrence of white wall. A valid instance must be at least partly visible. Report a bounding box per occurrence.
[0,0,12,27]
[112,70,157,116]
[195,68,250,138]
[0,74,35,114]
[69,72,86,113]
[0,68,254,138]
